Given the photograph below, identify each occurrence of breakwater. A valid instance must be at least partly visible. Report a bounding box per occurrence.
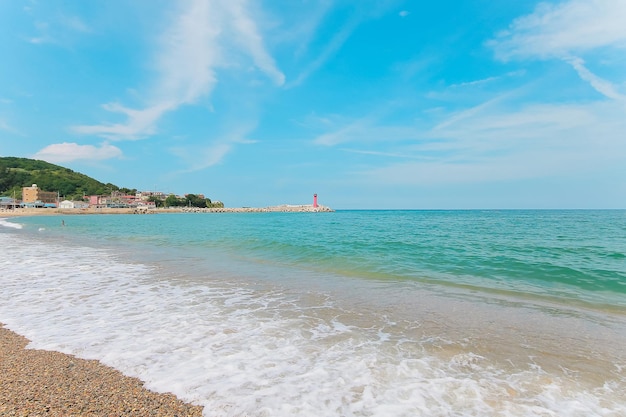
[181,204,334,213]
[1,204,333,217]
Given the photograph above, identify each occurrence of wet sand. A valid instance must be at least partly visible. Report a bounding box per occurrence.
[0,324,204,416]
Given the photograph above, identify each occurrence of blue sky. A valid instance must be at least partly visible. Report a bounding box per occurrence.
[1,0,625,209]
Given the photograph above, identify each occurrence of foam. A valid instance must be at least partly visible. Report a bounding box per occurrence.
[0,217,23,229]
[1,233,625,416]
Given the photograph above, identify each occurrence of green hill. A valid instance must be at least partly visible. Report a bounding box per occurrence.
[0,157,129,200]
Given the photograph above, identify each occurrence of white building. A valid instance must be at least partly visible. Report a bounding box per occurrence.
[59,200,89,209]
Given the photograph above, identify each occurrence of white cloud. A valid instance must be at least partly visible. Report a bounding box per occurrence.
[0,118,21,135]
[314,122,421,147]
[283,0,334,59]
[74,0,283,140]
[170,142,232,172]
[287,2,398,88]
[170,122,257,172]
[0,120,11,131]
[223,1,285,86]
[311,103,408,146]
[73,102,173,140]
[491,0,626,60]
[565,57,626,101]
[33,142,123,163]
[399,11,410,18]
[311,0,626,196]
[28,21,55,44]
[60,15,91,33]
[487,0,626,127]
[26,14,91,45]
[288,19,358,88]
[359,99,626,186]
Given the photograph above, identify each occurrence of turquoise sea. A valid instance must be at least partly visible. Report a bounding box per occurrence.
[1,210,625,416]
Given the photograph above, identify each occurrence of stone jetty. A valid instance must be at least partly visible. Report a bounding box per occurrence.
[1,204,334,217]
[181,204,334,213]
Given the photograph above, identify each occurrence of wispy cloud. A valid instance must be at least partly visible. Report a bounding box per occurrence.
[0,118,22,135]
[170,123,258,173]
[447,70,526,89]
[314,121,422,147]
[170,142,233,173]
[73,0,284,141]
[311,85,626,186]
[360,99,626,186]
[223,2,284,86]
[311,102,409,146]
[490,0,626,60]
[26,13,91,45]
[283,0,334,59]
[287,2,399,88]
[341,148,421,159]
[33,142,123,163]
[28,21,55,44]
[565,57,626,101]
[287,19,360,88]
[59,15,91,33]
[489,0,626,101]
[73,102,173,140]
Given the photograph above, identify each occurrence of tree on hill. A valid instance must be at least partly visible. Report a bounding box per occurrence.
[0,157,224,207]
[164,193,222,208]
[0,157,123,200]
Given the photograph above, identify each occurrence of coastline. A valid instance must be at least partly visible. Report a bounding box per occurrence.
[0,204,333,217]
[0,324,204,416]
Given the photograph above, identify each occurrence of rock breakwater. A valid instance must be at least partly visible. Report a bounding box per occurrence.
[181,204,334,213]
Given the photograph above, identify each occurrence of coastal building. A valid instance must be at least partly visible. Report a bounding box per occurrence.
[137,201,156,209]
[87,193,142,208]
[88,195,101,207]
[138,191,166,201]
[59,200,89,209]
[22,184,57,205]
[0,196,17,210]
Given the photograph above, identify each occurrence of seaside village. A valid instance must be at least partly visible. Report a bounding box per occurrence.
[0,184,332,213]
[0,183,215,212]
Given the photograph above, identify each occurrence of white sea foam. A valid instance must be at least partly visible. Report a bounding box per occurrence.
[0,217,22,229]
[1,233,625,416]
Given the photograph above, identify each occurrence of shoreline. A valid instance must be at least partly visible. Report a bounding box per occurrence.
[0,323,204,416]
[0,204,333,217]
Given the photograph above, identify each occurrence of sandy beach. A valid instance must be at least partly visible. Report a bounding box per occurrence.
[0,324,204,416]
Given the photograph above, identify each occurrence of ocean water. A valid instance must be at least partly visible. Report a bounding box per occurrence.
[1,210,625,416]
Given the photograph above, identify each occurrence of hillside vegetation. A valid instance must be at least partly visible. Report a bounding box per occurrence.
[0,157,127,200]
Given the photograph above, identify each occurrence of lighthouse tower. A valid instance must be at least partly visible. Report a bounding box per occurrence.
[313,193,318,208]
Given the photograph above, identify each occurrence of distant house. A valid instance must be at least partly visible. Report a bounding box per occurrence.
[21,201,44,208]
[59,200,89,209]
[136,201,156,208]
[88,195,101,206]
[0,197,18,209]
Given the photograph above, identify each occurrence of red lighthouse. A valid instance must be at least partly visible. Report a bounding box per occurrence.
[313,193,318,208]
